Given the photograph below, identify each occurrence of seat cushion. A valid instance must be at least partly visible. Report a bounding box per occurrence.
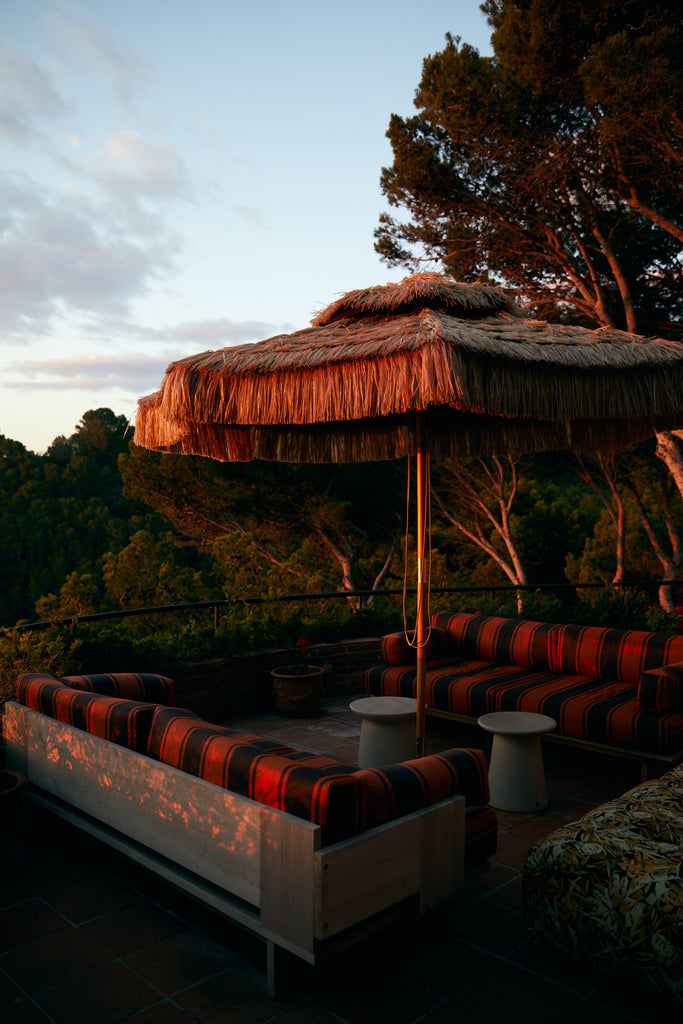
[16,673,157,753]
[365,660,683,754]
[147,706,308,762]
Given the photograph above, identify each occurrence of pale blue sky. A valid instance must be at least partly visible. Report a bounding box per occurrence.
[2,0,493,452]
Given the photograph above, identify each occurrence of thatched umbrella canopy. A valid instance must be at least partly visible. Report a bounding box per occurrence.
[136,273,683,463]
[135,273,683,754]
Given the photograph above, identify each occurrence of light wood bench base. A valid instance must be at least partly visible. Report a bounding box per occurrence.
[5,702,465,996]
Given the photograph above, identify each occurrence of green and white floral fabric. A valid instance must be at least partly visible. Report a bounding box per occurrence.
[522,765,683,1003]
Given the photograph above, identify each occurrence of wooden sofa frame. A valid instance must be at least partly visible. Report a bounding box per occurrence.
[4,701,465,996]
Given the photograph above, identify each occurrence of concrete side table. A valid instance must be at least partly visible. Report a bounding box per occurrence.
[478,711,557,812]
[350,696,418,768]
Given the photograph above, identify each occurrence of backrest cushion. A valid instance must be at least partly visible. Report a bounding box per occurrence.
[148,707,363,843]
[62,672,175,705]
[16,673,157,752]
[432,613,555,670]
[147,706,301,764]
[381,627,449,667]
[356,747,490,830]
[549,626,683,684]
[431,612,683,684]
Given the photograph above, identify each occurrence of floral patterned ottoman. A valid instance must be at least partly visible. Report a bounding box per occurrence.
[522,765,683,1003]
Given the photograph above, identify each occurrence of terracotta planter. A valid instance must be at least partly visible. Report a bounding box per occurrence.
[270,665,325,717]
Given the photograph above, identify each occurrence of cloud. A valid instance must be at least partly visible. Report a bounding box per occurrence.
[0,46,66,145]
[86,130,190,201]
[232,205,269,227]
[47,1,151,107]
[4,350,184,395]
[0,174,182,342]
[3,313,295,394]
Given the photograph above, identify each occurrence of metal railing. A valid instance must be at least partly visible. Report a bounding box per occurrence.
[2,579,680,636]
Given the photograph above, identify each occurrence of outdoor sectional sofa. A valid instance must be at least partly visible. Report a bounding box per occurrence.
[365,611,683,778]
[522,763,683,1004]
[3,671,497,995]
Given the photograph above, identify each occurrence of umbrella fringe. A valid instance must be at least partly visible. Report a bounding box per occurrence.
[134,406,683,464]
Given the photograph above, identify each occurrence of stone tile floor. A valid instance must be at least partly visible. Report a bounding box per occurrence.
[1,694,678,1023]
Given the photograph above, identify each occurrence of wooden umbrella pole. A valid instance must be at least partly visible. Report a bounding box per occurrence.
[415,423,428,758]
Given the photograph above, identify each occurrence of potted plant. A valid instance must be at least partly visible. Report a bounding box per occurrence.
[270,637,325,717]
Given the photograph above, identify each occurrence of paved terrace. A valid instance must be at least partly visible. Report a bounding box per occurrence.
[1,695,677,1024]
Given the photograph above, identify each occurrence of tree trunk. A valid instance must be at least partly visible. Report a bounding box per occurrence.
[655,431,683,500]
[628,487,683,611]
[573,454,626,584]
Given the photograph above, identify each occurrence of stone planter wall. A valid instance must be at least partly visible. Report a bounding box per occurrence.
[176,636,382,721]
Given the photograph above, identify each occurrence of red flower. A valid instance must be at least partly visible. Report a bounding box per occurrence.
[293,636,312,672]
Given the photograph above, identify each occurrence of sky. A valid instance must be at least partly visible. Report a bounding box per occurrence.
[2,0,493,454]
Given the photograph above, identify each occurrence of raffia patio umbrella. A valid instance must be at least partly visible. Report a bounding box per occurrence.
[135,273,683,755]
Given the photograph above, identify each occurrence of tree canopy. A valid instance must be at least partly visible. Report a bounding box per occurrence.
[375,0,682,336]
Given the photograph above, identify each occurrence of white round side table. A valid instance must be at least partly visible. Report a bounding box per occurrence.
[478,711,557,812]
[349,696,418,768]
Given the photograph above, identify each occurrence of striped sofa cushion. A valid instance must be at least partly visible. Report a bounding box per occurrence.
[16,673,157,753]
[548,624,683,684]
[431,612,683,684]
[62,672,175,705]
[365,660,683,754]
[148,708,492,845]
[147,706,311,762]
[381,627,450,667]
[432,612,557,671]
[355,747,490,821]
[353,747,496,866]
[638,662,683,712]
[148,707,363,843]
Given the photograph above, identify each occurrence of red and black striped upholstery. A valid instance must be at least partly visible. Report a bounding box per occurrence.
[15,672,497,863]
[434,613,683,681]
[638,662,683,712]
[62,672,175,705]
[16,673,157,753]
[354,750,497,867]
[147,706,312,762]
[366,613,683,754]
[148,706,493,848]
[381,627,450,666]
